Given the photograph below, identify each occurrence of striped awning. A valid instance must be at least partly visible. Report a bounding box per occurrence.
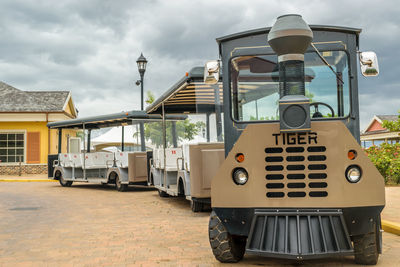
[146,67,222,114]
[162,82,222,106]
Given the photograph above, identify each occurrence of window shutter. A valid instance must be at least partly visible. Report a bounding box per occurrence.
[27,132,40,164]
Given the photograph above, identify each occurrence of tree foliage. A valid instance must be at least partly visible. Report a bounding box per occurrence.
[382,110,400,132]
[142,90,203,147]
[144,120,203,147]
[365,143,400,184]
[366,110,400,184]
[145,91,155,105]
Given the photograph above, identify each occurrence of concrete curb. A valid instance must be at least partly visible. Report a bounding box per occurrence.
[382,220,400,236]
[0,179,56,182]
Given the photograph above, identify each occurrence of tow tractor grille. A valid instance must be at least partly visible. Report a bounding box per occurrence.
[265,146,327,198]
[246,209,353,259]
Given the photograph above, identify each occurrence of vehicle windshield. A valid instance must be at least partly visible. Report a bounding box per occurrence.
[230,50,350,121]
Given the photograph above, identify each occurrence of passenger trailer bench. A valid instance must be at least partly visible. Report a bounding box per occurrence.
[146,66,225,211]
[48,110,185,191]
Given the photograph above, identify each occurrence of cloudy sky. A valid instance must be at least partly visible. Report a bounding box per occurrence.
[0,0,399,129]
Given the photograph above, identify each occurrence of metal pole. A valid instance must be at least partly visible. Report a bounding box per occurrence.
[121,126,125,152]
[139,73,146,151]
[171,121,177,148]
[213,84,223,142]
[140,122,146,151]
[135,123,139,149]
[206,113,210,142]
[58,128,62,154]
[255,100,259,120]
[162,103,166,188]
[87,129,91,153]
[83,124,86,180]
[140,73,144,110]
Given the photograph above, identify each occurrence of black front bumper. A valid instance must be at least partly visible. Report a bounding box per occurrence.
[245,209,353,259]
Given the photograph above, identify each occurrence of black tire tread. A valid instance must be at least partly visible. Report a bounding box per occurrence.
[59,177,73,187]
[191,200,203,212]
[116,184,128,192]
[158,189,169,197]
[353,221,379,265]
[208,211,245,263]
[115,176,128,192]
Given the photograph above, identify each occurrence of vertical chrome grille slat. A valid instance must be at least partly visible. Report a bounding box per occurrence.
[307,215,315,253]
[318,216,327,252]
[259,215,268,250]
[329,215,340,251]
[272,216,278,252]
[296,215,301,254]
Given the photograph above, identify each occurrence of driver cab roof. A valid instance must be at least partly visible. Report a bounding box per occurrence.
[217,25,361,43]
[216,25,361,52]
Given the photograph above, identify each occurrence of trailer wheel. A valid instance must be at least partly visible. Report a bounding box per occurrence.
[353,220,379,265]
[54,171,72,187]
[208,211,246,263]
[59,174,73,187]
[158,189,169,197]
[178,178,185,197]
[191,200,203,212]
[115,175,128,192]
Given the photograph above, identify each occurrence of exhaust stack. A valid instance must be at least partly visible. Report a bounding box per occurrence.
[268,14,313,132]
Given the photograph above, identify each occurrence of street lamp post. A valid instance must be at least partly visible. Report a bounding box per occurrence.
[136,53,147,152]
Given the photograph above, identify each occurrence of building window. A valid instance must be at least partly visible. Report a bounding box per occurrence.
[0,133,25,163]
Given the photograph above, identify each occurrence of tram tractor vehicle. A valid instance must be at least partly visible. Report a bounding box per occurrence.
[206,15,384,264]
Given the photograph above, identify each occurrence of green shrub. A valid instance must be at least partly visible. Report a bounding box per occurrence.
[365,143,400,184]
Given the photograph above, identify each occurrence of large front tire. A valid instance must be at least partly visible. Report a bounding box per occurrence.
[353,220,379,265]
[208,211,246,263]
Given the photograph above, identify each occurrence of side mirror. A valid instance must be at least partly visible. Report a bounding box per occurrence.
[359,51,379,77]
[204,60,220,84]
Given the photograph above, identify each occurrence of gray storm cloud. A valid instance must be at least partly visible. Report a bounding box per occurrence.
[0,0,399,129]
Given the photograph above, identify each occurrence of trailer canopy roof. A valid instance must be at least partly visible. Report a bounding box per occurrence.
[47,110,185,130]
[146,67,222,114]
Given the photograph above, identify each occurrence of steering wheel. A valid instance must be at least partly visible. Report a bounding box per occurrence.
[310,102,335,118]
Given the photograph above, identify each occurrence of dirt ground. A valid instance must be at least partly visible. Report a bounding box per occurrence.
[0,182,399,266]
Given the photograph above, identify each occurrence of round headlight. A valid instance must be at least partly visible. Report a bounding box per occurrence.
[346,165,362,183]
[233,168,248,185]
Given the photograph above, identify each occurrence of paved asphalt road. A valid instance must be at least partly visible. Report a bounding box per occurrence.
[0,182,399,266]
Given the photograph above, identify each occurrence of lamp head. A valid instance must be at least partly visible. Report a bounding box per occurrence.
[136,53,147,75]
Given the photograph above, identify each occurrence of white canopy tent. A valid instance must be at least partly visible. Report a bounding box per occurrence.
[91,122,208,152]
[91,126,155,152]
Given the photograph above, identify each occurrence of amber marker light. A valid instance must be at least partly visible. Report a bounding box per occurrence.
[235,153,245,163]
[348,150,357,160]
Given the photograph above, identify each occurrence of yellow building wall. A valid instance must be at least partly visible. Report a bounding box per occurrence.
[63,98,77,118]
[49,128,78,155]
[0,122,77,164]
[64,102,73,116]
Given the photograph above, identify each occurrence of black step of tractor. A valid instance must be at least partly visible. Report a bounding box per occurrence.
[246,209,353,260]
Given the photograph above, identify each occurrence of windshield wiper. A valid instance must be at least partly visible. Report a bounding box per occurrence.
[311,43,344,85]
